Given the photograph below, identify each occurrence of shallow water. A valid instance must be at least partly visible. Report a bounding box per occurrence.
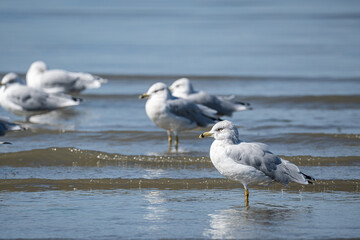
[1,0,360,239]
[1,77,359,240]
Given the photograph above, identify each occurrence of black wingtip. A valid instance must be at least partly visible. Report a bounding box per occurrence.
[72,97,83,102]
[235,101,251,106]
[302,172,316,184]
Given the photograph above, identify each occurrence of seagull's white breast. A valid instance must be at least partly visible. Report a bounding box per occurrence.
[0,85,28,116]
[145,97,196,132]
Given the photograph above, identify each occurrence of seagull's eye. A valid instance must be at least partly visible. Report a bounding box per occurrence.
[217,128,223,132]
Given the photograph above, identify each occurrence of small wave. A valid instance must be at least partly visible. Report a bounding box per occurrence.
[254,132,360,149]
[0,147,211,168]
[245,95,360,109]
[1,178,358,193]
[0,147,359,168]
[5,72,360,82]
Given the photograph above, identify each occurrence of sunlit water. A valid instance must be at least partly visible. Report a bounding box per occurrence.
[1,0,360,239]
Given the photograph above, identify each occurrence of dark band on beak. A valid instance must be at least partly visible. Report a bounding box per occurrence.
[199,132,212,138]
[139,93,149,99]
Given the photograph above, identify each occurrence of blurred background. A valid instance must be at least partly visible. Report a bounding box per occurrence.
[1,0,360,77]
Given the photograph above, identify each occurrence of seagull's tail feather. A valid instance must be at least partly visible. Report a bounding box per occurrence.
[232,99,252,111]
[280,160,315,185]
[233,100,251,107]
[301,172,316,184]
[205,112,223,122]
[96,76,108,84]
[72,97,83,102]
[71,72,107,90]
[234,103,252,111]
[219,95,252,111]
[0,118,24,135]
[7,124,24,132]
[51,93,82,108]
[196,104,222,122]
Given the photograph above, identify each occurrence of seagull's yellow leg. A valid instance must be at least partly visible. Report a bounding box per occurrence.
[245,188,249,206]
[168,135,172,152]
[175,135,179,151]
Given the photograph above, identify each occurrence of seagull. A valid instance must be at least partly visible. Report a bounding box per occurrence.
[200,120,315,206]
[139,82,220,151]
[26,61,107,94]
[169,78,251,116]
[0,73,81,121]
[0,117,23,136]
[0,117,22,144]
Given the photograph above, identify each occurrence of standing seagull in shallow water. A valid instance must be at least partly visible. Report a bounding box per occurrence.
[140,82,220,151]
[200,120,315,206]
[169,78,251,116]
[0,73,81,121]
[26,61,107,94]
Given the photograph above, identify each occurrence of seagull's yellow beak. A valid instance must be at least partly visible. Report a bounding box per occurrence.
[139,93,149,99]
[168,86,173,91]
[199,131,213,138]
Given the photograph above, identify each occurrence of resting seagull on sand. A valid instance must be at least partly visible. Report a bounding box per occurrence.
[26,61,107,94]
[200,120,315,206]
[0,73,81,121]
[140,82,220,151]
[169,78,251,116]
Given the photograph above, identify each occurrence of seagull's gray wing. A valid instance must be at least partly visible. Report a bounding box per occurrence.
[167,98,218,127]
[70,72,106,89]
[227,142,308,185]
[43,70,105,93]
[42,70,79,92]
[7,85,77,111]
[186,91,243,116]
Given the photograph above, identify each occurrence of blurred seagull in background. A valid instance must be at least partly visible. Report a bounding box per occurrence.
[0,117,23,145]
[26,60,107,94]
[169,78,251,117]
[200,120,315,206]
[140,82,220,151]
[0,73,81,122]
[0,117,23,136]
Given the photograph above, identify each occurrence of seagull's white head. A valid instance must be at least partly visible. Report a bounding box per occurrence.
[139,82,171,100]
[0,73,21,86]
[28,61,47,74]
[169,78,195,97]
[200,120,240,143]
